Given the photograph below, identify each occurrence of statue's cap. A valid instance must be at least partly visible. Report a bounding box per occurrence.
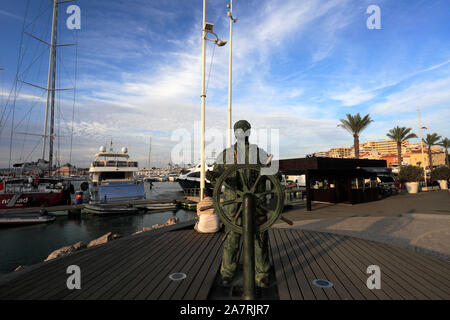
[233,120,251,132]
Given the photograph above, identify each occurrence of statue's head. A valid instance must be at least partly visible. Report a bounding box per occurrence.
[234,120,251,140]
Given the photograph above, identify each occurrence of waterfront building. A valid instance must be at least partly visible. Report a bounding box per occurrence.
[360,139,410,155]
[403,150,446,167]
[278,157,387,211]
[379,153,399,167]
[327,146,354,158]
[313,151,328,157]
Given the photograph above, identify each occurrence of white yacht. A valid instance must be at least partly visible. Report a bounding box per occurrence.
[177,163,214,191]
[89,142,145,203]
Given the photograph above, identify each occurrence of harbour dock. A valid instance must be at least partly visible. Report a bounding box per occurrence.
[0,198,186,215]
[1,220,448,300]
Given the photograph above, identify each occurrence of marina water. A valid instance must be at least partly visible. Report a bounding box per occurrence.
[0,182,196,274]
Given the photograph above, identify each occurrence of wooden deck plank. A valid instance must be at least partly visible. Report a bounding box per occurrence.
[174,232,223,300]
[306,231,368,300]
[276,229,316,300]
[348,236,445,299]
[157,232,220,300]
[194,239,224,300]
[0,233,129,296]
[107,230,200,299]
[66,230,184,300]
[376,242,450,286]
[120,230,200,299]
[0,220,195,296]
[329,233,416,299]
[291,229,340,300]
[317,232,388,300]
[139,231,206,299]
[326,233,416,299]
[272,229,303,300]
[281,229,329,300]
[166,232,223,300]
[298,230,353,300]
[32,232,165,299]
[0,232,158,299]
[268,229,291,300]
[96,231,192,299]
[1,223,448,300]
[363,242,450,298]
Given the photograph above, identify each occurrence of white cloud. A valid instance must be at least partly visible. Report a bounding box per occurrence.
[370,77,450,115]
[330,87,377,106]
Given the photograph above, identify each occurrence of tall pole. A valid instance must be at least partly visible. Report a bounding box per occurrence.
[227,1,236,148]
[147,136,152,169]
[417,106,427,188]
[242,193,256,300]
[48,1,58,175]
[42,0,58,160]
[200,0,207,200]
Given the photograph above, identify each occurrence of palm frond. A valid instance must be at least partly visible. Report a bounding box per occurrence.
[438,137,449,149]
[338,113,373,135]
[423,133,442,146]
[386,126,417,142]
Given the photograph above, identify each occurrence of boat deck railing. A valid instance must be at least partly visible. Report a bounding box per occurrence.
[91,161,138,168]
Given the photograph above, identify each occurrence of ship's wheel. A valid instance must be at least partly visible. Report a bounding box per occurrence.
[212,164,284,234]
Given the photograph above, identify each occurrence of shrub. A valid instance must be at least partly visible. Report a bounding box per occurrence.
[430,166,450,180]
[398,165,424,183]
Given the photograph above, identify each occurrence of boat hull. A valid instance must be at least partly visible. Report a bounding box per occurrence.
[89,180,145,203]
[0,214,56,226]
[177,179,212,190]
[84,204,139,215]
[0,192,65,210]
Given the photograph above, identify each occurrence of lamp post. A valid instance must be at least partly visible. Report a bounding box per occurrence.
[417,106,427,188]
[200,0,227,200]
[227,1,237,148]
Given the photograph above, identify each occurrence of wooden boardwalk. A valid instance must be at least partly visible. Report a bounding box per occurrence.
[269,228,450,300]
[0,223,449,300]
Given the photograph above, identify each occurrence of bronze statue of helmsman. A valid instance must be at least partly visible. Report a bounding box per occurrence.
[207,120,281,289]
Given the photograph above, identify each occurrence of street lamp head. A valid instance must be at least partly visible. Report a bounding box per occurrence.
[216,39,227,47]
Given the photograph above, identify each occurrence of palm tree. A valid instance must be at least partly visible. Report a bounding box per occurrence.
[338,113,373,159]
[386,126,417,168]
[423,133,441,169]
[438,137,449,168]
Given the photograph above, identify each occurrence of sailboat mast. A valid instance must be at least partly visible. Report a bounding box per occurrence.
[42,0,58,167]
[48,1,58,175]
[147,137,152,169]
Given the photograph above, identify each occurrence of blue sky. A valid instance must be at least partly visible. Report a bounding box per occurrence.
[0,0,449,168]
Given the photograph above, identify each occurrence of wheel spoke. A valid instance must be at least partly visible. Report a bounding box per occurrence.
[257,203,277,215]
[232,204,242,221]
[222,199,236,206]
[238,170,249,191]
[250,174,263,193]
[256,189,275,198]
[222,181,236,194]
